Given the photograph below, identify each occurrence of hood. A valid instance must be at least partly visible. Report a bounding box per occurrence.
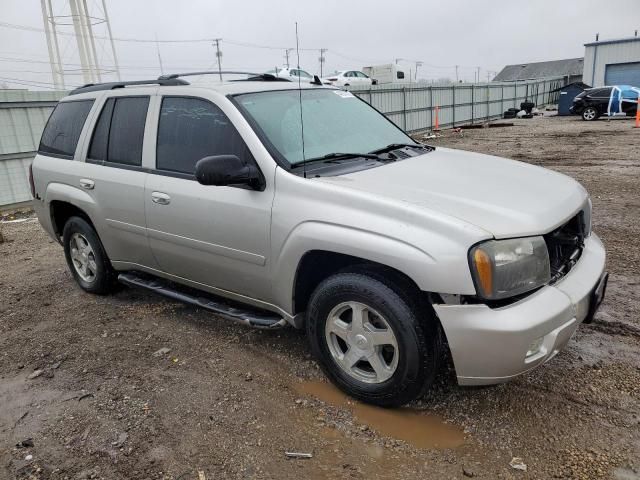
[317,147,588,238]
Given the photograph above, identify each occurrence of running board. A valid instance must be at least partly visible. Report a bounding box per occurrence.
[118,272,287,329]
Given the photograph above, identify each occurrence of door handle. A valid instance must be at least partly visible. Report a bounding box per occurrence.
[79,178,95,190]
[151,191,171,205]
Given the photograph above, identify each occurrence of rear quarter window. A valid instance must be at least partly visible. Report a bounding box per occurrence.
[38,100,94,159]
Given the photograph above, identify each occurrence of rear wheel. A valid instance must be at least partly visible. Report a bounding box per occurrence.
[306,271,440,407]
[582,106,599,121]
[63,216,117,294]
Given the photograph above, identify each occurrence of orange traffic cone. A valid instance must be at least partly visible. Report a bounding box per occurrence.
[635,99,640,128]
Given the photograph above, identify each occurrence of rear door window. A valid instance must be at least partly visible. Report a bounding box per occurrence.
[88,96,149,166]
[39,100,94,159]
[156,96,251,175]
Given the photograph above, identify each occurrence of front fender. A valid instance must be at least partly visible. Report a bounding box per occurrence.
[271,221,477,314]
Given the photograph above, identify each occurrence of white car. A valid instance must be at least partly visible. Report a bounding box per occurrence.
[324,70,375,87]
[264,67,314,83]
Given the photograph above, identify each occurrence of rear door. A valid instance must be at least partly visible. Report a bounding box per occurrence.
[79,94,157,268]
[144,95,274,301]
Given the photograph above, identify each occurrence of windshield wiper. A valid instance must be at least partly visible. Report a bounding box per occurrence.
[369,143,431,154]
[292,152,385,168]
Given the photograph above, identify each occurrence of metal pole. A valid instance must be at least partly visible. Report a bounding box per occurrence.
[69,0,92,84]
[40,0,62,89]
[285,49,292,68]
[81,0,102,82]
[471,84,474,124]
[452,84,456,127]
[319,48,327,78]
[155,33,164,75]
[101,0,120,80]
[429,86,433,130]
[402,86,407,130]
[47,0,65,89]
[214,38,223,81]
[455,65,459,83]
[486,81,490,122]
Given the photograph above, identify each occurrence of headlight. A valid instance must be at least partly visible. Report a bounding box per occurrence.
[469,236,550,300]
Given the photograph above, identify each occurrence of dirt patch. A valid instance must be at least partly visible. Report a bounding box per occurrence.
[1,115,639,479]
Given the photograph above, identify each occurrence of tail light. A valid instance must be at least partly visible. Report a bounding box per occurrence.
[28,163,35,198]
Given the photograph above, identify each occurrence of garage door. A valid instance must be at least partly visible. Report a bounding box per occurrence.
[605,62,640,87]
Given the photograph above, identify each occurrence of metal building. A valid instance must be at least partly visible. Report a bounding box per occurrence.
[583,36,640,87]
[493,58,584,84]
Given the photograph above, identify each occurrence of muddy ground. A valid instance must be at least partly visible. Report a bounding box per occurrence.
[1,114,639,480]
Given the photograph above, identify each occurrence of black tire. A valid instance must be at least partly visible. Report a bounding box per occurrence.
[62,216,117,294]
[582,106,599,121]
[306,271,440,407]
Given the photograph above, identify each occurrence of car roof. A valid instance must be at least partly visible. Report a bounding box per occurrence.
[62,80,334,101]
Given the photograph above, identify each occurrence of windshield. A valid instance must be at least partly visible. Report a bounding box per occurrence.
[235,89,412,166]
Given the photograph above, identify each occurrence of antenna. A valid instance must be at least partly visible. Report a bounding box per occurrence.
[295,22,307,179]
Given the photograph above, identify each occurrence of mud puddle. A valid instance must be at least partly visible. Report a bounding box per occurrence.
[294,380,465,449]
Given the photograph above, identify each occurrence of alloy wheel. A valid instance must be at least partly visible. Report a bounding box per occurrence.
[324,301,399,384]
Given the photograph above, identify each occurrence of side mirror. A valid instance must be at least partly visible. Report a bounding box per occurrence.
[195,155,264,190]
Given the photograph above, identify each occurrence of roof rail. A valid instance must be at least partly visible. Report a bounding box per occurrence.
[69,78,189,96]
[159,70,255,80]
[158,71,291,82]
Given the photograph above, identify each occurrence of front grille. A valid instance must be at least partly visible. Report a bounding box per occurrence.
[545,212,587,284]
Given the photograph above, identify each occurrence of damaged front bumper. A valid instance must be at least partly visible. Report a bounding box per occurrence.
[434,233,606,386]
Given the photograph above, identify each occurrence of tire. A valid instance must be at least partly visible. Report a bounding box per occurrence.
[62,216,117,294]
[306,271,440,407]
[582,106,599,121]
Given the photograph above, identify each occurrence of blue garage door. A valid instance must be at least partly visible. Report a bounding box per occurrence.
[605,62,640,87]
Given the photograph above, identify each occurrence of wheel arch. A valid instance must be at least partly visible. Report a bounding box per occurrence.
[50,200,97,239]
[45,183,99,239]
[292,250,432,316]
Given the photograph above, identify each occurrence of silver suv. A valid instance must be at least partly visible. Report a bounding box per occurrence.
[31,74,608,406]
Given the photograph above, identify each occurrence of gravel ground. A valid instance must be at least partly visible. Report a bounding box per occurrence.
[1,114,639,480]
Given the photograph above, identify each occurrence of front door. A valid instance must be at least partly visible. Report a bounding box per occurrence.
[144,96,274,301]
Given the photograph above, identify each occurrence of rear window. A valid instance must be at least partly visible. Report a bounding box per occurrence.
[39,100,94,158]
[88,96,149,167]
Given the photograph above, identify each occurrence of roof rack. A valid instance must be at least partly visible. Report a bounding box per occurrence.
[158,71,290,82]
[69,78,189,96]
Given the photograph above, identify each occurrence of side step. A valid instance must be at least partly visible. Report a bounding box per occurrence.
[118,272,287,329]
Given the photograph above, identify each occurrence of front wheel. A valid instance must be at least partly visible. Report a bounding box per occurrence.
[582,106,599,121]
[306,271,440,407]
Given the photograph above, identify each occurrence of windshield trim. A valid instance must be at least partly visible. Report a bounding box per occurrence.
[227,88,416,174]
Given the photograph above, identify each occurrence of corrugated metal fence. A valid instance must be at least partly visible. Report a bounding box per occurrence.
[348,77,564,132]
[0,90,65,208]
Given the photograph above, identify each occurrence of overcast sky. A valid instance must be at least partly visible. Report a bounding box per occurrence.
[1,0,639,89]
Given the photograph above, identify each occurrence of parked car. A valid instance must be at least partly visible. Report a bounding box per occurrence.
[324,70,375,87]
[570,85,640,121]
[264,67,313,82]
[31,75,607,407]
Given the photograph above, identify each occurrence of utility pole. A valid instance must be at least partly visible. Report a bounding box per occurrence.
[476,66,481,83]
[155,33,164,75]
[284,48,293,68]
[415,61,423,82]
[213,38,223,81]
[319,48,327,77]
[455,65,459,83]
